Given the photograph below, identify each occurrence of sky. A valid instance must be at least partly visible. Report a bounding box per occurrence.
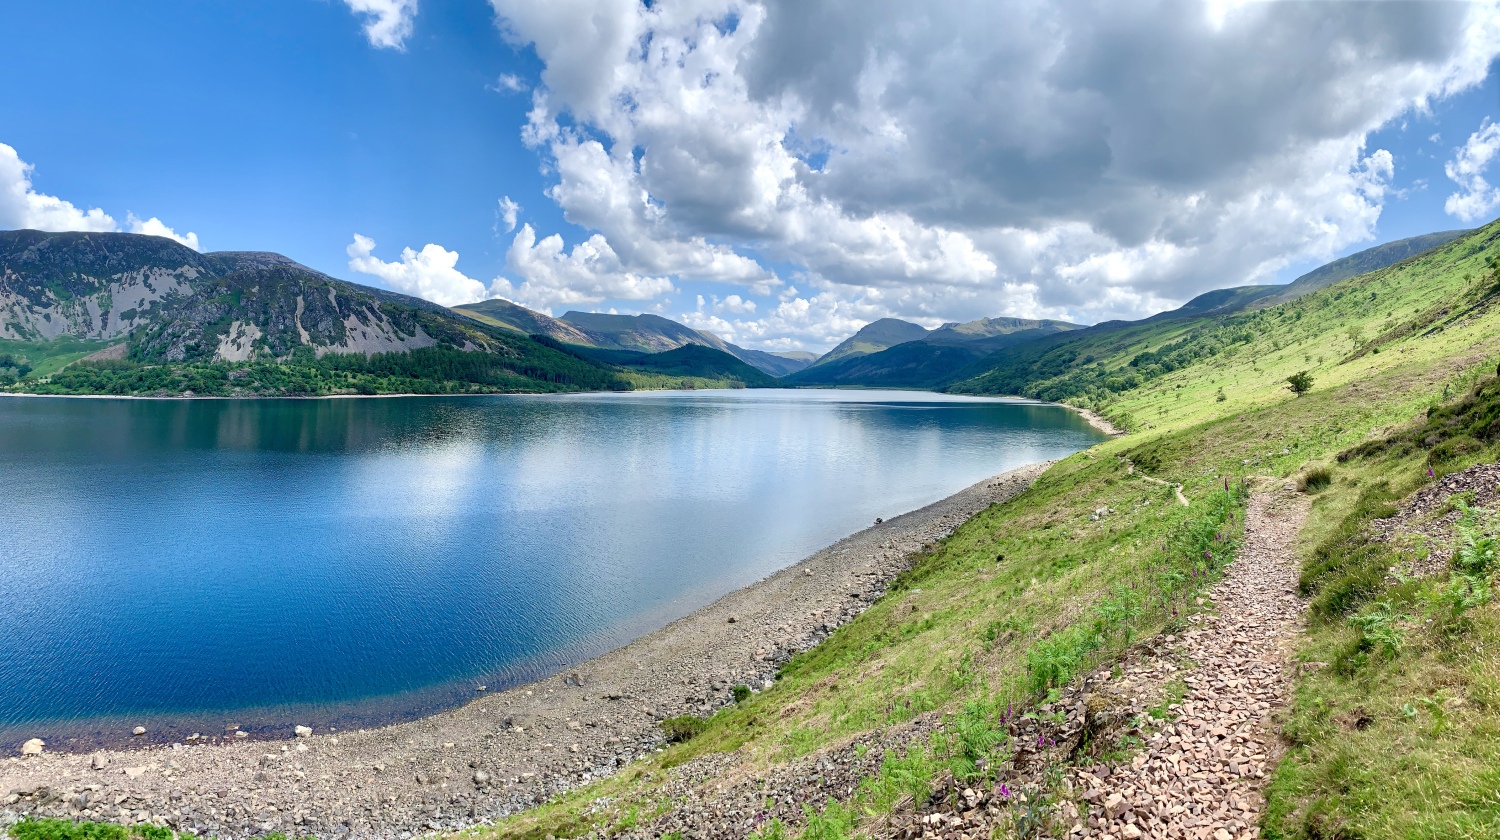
[3,1,1500,352]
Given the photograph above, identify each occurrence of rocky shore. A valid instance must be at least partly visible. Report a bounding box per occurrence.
[0,463,1050,839]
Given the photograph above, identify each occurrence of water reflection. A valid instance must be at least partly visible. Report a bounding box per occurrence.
[0,391,1102,747]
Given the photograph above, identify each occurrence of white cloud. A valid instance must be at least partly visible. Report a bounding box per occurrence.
[127,213,200,251]
[485,0,1500,342]
[346,234,488,307]
[343,0,418,51]
[496,196,521,233]
[495,223,674,312]
[488,73,528,93]
[0,142,116,233]
[714,294,756,314]
[1445,118,1500,222]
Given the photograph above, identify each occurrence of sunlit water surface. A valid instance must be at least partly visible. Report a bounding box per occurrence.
[0,389,1103,748]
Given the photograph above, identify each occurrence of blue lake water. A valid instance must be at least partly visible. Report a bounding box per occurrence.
[0,389,1103,749]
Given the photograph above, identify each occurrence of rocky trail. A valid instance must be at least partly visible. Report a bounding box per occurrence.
[1066,486,1308,840]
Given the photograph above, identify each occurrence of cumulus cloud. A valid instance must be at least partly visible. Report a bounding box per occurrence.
[0,142,117,233]
[1445,119,1500,222]
[126,213,200,251]
[494,223,674,312]
[343,0,418,50]
[496,196,521,233]
[1,143,203,250]
[346,234,489,307]
[486,0,1500,347]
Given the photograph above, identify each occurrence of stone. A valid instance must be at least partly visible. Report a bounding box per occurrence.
[294,725,312,738]
[472,771,490,785]
[92,753,109,770]
[132,726,147,736]
[20,738,44,756]
[1122,825,1142,839]
[124,767,147,779]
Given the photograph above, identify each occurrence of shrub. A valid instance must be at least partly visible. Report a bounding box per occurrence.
[731,684,752,703]
[659,714,709,743]
[1298,466,1332,493]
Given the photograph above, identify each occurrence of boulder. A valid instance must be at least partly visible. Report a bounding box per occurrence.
[20,738,44,756]
[294,725,312,738]
[132,726,146,736]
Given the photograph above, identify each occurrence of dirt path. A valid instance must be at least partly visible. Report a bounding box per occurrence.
[1072,486,1308,840]
[0,465,1049,840]
[1126,459,1190,507]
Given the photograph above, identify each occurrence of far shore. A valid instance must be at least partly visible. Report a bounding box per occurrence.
[0,386,1123,437]
[0,461,1056,839]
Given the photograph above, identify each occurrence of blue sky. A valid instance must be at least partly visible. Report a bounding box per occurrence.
[3,1,1500,351]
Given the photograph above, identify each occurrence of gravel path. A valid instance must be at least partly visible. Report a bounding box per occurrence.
[0,464,1049,840]
[1072,486,1308,840]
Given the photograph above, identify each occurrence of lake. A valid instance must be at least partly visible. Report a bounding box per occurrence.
[0,389,1103,749]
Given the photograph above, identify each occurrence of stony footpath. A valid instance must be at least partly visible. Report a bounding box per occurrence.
[1068,487,1307,840]
[0,464,1048,840]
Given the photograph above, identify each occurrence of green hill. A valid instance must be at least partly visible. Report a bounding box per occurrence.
[809,317,932,368]
[620,344,781,387]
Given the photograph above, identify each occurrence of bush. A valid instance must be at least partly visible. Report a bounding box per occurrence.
[1298,466,1332,493]
[731,684,752,703]
[659,714,709,743]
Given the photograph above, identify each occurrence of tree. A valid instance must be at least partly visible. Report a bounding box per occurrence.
[1286,370,1314,397]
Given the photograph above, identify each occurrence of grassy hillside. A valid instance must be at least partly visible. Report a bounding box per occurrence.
[619,344,782,388]
[810,318,931,367]
[466,219,1500,839]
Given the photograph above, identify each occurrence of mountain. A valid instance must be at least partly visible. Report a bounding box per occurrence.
[1254,229,1469,307]
[784,341,987,389]
[788,315,1082,387]
[619,344,780,387]
[449,298,596,345]
[555,310,810,376]
[454,301,814,377]
[1128,230,1473,326]
[0,230,644,396]
[811,318,931,368]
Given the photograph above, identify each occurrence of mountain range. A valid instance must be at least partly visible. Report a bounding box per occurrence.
[0,226,1474,397]
[451,300,811,377]
[0,230,773,395]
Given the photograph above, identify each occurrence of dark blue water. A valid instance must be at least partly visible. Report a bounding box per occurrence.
[0,390,1101,749]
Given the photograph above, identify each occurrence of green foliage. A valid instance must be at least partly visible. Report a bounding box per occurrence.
[732,684,753,703]
[1285,370,1314,396]
[799,799,856,840]
[659,714,710,743]
[8,819,187,840]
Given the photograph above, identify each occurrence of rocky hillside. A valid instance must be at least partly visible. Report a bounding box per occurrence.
[0,230,534,364]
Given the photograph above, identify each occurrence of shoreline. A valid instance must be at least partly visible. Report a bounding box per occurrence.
[1,462,1053,839]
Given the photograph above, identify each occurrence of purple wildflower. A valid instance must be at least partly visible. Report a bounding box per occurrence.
[998,783,1012,799]
[1428,467,1436,479]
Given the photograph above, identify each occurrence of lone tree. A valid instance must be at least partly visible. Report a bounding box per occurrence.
[1286,370,1314,397]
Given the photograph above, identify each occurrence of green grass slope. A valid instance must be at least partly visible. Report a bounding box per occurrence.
[620,344,782,388]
